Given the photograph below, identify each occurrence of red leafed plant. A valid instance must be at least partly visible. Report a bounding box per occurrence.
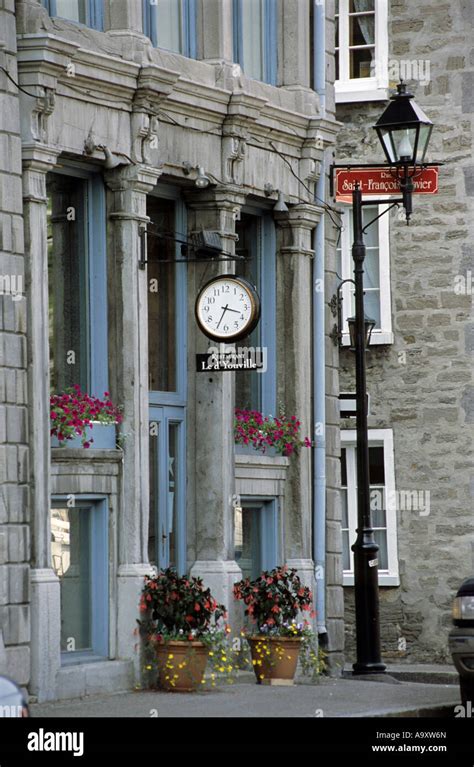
[139,568,226,641]
[234,409,312,457]
[233,565,314,635]
[50,385,122,448]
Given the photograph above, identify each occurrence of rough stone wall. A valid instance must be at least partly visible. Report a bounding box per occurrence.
[336,0,474,663]
[0,0,30,686]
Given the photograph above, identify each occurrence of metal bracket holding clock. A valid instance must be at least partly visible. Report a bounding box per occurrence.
[195,275,261,343]
[138,227,245,269]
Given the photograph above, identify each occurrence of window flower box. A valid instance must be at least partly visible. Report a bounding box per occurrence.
[50,386,122,449]
[234,409,311,458]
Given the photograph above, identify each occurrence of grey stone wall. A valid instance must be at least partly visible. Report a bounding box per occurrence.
[0,0,30,686]
[336,0,474,663]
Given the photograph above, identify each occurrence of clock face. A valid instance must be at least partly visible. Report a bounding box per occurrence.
[195,275,260,342]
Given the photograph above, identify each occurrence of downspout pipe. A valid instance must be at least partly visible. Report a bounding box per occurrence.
[313,0,328,639]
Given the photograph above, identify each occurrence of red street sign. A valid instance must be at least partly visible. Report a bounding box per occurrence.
[334,167,438,202]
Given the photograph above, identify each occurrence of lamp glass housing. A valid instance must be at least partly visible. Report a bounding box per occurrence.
[374,82,433,166]
[347,314,376,350]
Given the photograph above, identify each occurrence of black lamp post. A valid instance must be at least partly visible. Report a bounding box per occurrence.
[350,82,433,675]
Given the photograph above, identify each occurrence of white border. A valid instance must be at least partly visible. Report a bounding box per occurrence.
[341,428,399,587]
[335,0,389,104]
[338,202,393,345]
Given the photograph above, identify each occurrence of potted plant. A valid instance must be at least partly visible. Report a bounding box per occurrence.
[234,409,312,457]
[138,568,229,692]
[233,565,325,685]
[50,385,123,448]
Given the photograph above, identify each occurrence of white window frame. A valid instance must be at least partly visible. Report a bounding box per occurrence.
[335,0,388,103]
[338,202,393,345]
[341,428,399,587]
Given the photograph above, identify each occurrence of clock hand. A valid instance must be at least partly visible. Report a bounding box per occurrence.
[222,306,240,314]
[215,305,229,329]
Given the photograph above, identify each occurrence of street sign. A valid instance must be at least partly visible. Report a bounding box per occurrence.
[334,166,438,202]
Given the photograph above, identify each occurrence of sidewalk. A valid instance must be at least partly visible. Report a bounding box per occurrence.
[31,671,461,718]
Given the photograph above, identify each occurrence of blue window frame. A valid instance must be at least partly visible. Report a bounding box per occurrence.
[51,495,109,663]
[149,406,186,573]
[233,0,278,85]
[234,498,280,579]
[235,210,277,416]
[42,0,103,29]
[47,169,108,400]
[143,0,197,57]
[147,189,187,575]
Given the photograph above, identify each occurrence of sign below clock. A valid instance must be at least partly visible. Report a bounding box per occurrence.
[195,275,261,342]
[196,346,267,373]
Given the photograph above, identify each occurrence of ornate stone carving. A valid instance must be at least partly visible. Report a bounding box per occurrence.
[131,108,160,165]
[221,133,246,185]
[30,88,55,143]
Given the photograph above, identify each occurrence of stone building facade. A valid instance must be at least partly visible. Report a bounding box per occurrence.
[0,0,346,702]
[334,0,473,663]
[0,0,31,692]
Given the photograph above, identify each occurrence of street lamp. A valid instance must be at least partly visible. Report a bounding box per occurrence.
[347,314,375,351]
[350,82,433,675]
[374,81,433,222]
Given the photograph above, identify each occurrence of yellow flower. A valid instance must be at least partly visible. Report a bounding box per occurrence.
[145,665,152,670]
[168,653,174,659]
[208,651,214,657]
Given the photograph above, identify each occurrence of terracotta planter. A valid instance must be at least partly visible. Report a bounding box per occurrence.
[248,636,302,685]
[155,640,209,692]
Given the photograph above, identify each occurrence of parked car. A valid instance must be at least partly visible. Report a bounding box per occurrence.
[0,675,29,717]
[448,577,474,705]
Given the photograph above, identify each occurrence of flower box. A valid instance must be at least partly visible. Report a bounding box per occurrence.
[50,386,122,449]
[51,422,117,449]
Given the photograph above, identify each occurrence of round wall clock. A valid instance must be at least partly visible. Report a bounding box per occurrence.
[195,275,261,342]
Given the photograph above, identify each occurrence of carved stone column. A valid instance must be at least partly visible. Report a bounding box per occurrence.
[22,145,61,701]
[105,163,161,671]
[275,203,322,592]
[185,187,246,620]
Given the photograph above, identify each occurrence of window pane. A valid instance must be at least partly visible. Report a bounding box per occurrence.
[349,14,374,47]
[240,0,265,81]
[370,485,386,528]
[341,448,347,486]
[350,46,374,79]
[55,0,86,23]
[369,446,385,484]
[147,198,177,392]
[51,507,92,652]
[342,530,351,571]
[361,207,379,249]
[341,487,348,527]
[148,423,159,566]
[235,214,261,411]
[364,249,380,290]
[48,176,89,393]
[350,0,374,11]
[168,423,179,568]
[156,0,182,53]
[234,506,262,581]
[374,529,388,570]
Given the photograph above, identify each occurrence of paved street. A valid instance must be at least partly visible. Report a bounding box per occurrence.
[31,676,461,719]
